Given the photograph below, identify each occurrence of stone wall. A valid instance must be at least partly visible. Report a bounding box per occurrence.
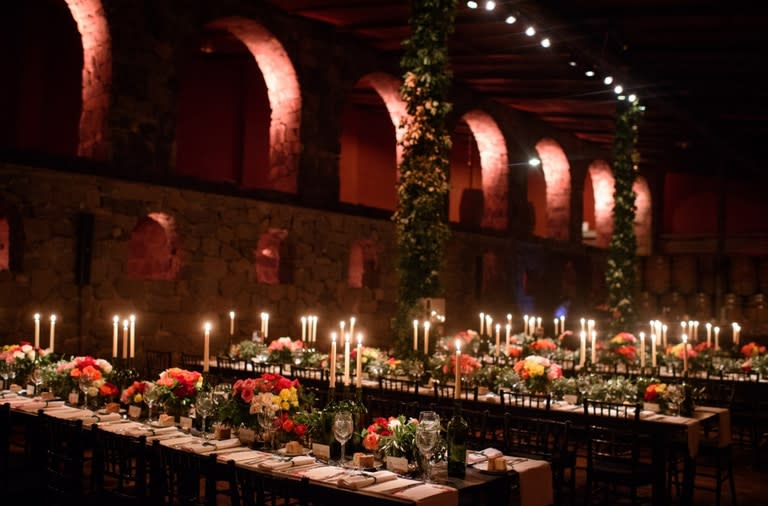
[0,162,600,358]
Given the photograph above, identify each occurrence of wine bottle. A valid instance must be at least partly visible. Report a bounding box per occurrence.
[446,402,469,478]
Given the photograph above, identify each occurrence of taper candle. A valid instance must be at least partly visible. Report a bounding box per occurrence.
[423,321,430,353]
[129,314,136,359]
[580,318,586,333]
[343,332,351,386]
[413,319,419,351]
[560,315,565,334]
[122,319,128,359]
[662,324,668,347]
[34,313,40,349]
[263,313,269,339]
[485,315,492,337]
[505,323,511,350]
[349,317,356,338]
[454,339,462,400]
[49,314,56,353]
[479,313,485,336]
[339,321,345,342]
[706,322,712,348]
[301,316,307,342]
[112,315,119,358]
[495,323,501,357]
[714,326,720,351]
[651,333,657,367]
[355,333,363,389]
[329,332,337,387]
[524,315,530,336]
[203,322,211,373]
[229,311,235,336]
[591,330,597,364]
[682,334,688,373]
[639,332,646,368]
[579,331,586,368]
[536,317,542,332]
[554,318,559,336]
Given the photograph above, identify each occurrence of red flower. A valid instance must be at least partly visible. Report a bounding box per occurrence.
[281,418,294,433]
[294,423,307,437]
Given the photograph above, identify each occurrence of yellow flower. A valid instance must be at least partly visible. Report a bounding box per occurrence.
[281,401,290,410]
[133,393,143,404]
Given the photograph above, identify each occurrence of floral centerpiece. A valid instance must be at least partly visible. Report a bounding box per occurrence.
[741,342,766,358]
[154,367,203,418]
[49,356,113,401]
[363,415,420,463]
[0,342,51,386]
[604,332,638,366]
[512,355,563,394]
[429,351,481,384]
[267,337,304,364]
[664,342,700,372]
[527,338,559,357]
[351,346,389,378]
[120,380,150,406]
[232,340,268,362]
[643,382,669,412]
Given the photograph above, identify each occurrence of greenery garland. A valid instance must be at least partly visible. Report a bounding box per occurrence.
[606,98,643,335]
[392,0,457,356]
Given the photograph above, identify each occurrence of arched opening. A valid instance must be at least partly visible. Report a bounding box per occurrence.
[255,229,292,285]
[535,138,571,240]
[176,18,301,193]
[584,160,615,248]
[339,73,405,211]
[633,176,652,255]
[449,120,482,225]
[0,0,110,159]
[460,111,508,230]
[348,240,380,289]
[127,213,181,280]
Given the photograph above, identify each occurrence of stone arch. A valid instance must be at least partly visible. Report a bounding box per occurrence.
[64,0,111,159]
[347,239,380,289]
[206,17,302,193]
[255,228,292,285]
[634,175,652,255]
[461,110,508,230]
[584,160,615,248]
[339,72,406,210]
[126,213,181,280]
[535,138,571,240]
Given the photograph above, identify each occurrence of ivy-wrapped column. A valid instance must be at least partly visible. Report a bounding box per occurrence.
[606,99,642,334]
[392,0,457,356]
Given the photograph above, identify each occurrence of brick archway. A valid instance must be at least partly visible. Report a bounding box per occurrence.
[127,213,181,280]
[462,110,508,230]
[64,0,111,159]
[207,17,302,193]
[359,73,407,164]
[535,138,571,241]
[586,160,615,248]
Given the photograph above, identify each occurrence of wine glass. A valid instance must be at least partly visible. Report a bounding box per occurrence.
[415,425,439,482]
[78,376,94,409]
[212,383,231,407]
[195,391,215,441]
[418,410,440,431]
[30,367,44,396]
[333,411,354,465]
[0,361,10,390]
[257,407,276,450]
[143,383,161,423]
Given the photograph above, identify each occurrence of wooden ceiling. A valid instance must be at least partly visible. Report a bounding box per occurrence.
[268,0,768,180]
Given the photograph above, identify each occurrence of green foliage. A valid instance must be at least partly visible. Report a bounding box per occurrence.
[393,0,457,356]
[606,99,643,335]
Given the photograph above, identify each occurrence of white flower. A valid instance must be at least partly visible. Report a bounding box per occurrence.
[21,344,33,354]
[388,418,402,429]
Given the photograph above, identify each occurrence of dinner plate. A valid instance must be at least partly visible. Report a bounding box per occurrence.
[277,446,311,457]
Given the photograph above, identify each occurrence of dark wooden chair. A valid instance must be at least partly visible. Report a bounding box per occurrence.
[582,400,654,505]
[145,349,172,378]
[38,411,88,503]
[180,352,203,371]
[432,379,478,402]
[91,425,150,504]
[379,375,419,400]
[499,389,551,410]
[0,402,9,488]
[503,413,574,505]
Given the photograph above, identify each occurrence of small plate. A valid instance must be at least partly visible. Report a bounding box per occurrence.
[472,460,512,474]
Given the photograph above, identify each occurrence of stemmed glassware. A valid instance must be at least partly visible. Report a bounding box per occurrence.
[0,361,11,390]
[257,407,277,450]
[143,383,161,423]
[195,391,215,442]
[30,366,44,396]
[78,376,95,409]
[212,383,231,407]
[418,410,440,430]
[333,410,354,465]
[415,424,439,482]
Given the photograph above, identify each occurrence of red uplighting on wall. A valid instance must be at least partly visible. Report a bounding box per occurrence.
[633,176,652,255]
[462,110,508,230]
[255,228,289,285]
[208,18,302,193]
[535,138,571,241]
[587,160,615,248]
[64,0,111,159]
[347,239,379,289]
[126,213,181,280]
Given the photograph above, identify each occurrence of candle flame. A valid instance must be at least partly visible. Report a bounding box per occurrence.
[130,314,136,322]
[455,339,462,352]
[34,313,40,321]
[204,322,212,332]
[230,310,235,318]
[50,314,56,323]
[123,319,128,329]
[357,333,363,344]
[331,331,337,342]
[112,315,119,323]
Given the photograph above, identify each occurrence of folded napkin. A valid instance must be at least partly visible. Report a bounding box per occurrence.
[180,438,242,454]
[124,425,180,437]
[338,470,397,490]
[395,483,458,506]
[46,408,96,420]
[258,455,315,471]
[217,450,273,464]
[158,435,200,447]
[19,400,66,412]
[302,466,346,481]
[363,477,421,493]
[85,412,123,424]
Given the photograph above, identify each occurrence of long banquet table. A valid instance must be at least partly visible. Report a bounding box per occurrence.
[1,391,553,506]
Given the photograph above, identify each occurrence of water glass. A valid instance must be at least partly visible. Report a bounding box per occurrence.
[333,411,354,465]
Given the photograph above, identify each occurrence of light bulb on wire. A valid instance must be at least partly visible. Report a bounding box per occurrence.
[467,1,478,8]
[614,84,624,94]
[603,76,614,85]
[541,37,551,48]
[484,0,495,10]
[525,26,536,36]
[505,15,517,24]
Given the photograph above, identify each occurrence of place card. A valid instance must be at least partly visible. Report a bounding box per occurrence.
[312,443,330,461]
[68,391,80,405]
[128,405,142,419]
[238,428,256,445]
[386,456,409,474]
[26,384,35,396]
[179,416,193,431]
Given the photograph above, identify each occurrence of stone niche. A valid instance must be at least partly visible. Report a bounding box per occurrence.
[126,213,181,280]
